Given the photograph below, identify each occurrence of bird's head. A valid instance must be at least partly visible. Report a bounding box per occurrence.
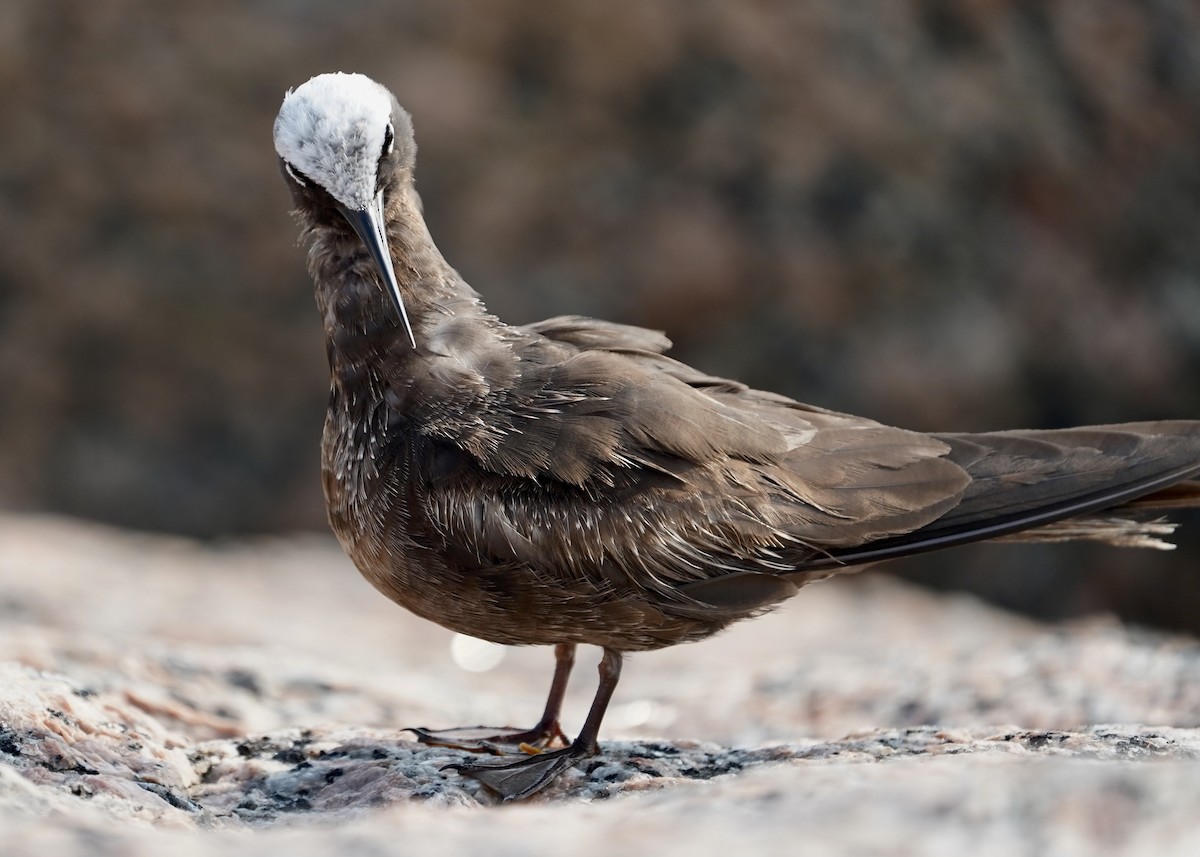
[274,72,417,347]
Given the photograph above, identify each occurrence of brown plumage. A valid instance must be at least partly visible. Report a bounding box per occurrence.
[274,73,1200,800]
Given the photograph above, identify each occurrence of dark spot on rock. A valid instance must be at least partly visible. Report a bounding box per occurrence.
[877,734,905,750]
[678,755,745,780]
[225,668,263,696]
[1026,732,1068,749]
[0,729,20,756]
[47,752,95,774]
[1128,734,1165,749]
[72,687,97,698]
[285,679,335,695]
[236,737,276,758]
[324,766,345,784]
[0,597,29,618]
[371,748,388,760]
[138,781,200,812]
[1108,734,1169,758]
[272,747,307,765]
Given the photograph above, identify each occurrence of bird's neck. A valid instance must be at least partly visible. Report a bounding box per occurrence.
[307,189,491,376]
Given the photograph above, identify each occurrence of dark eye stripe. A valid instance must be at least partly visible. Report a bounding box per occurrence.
[382,123,394,158]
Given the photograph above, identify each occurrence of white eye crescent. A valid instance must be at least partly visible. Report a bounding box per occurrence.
[284,161,308,187]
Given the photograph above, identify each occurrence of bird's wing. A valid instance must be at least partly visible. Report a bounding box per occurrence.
[521,315,673,354]
[413,319,1200,622]
[415,326,973,619]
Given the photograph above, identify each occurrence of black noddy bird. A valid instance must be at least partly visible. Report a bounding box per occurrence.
[273,72,1200,801]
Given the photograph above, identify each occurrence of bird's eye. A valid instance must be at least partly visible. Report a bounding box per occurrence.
[283,161,309,187]
[382,123,394,158]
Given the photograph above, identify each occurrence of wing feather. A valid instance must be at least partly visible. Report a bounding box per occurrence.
[417,316,1200,623]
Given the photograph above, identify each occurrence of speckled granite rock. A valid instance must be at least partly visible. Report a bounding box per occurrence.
[2,514,1200,854]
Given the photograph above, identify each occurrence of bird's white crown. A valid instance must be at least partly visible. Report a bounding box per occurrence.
[273,73,393,211]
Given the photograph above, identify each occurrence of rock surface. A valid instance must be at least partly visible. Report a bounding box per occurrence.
[2,514,1200,854]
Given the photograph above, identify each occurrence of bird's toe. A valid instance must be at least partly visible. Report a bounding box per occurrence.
[445,745,589,800]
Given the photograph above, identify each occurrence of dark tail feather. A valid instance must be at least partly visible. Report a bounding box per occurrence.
[796,422,1200,571]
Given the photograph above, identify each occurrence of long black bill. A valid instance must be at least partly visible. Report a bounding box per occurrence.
[339,191,417,348]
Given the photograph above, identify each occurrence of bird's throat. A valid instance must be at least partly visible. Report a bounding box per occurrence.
[308,200,487,379]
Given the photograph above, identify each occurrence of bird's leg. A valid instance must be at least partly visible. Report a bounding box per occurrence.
[447,648,623,801]
[408,643,575,753]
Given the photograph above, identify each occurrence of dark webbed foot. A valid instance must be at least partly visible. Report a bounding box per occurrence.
[446,648,624,801]
[407,722,569,754]
[445,740,596,801]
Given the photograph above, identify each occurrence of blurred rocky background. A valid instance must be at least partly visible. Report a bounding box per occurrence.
[1,1,1199,630]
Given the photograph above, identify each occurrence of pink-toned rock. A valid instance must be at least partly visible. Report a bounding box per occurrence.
[2,513,1200,853]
